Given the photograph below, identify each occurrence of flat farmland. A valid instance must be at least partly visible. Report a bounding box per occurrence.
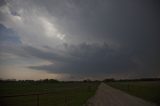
[0,82,99,106]
[107,81,160,105]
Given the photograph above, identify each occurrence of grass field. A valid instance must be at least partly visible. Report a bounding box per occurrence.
[0,82,99,106]
[107,81,160,105]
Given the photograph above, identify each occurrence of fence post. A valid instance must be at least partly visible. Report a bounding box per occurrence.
[88,85,91,92]
[65,96,69,106]
[37,94,39,106]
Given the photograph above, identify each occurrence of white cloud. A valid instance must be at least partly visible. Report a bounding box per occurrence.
[0,1,66,49]
[39,17,65,40]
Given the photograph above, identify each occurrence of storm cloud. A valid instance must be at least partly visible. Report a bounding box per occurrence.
[0,0,160,80]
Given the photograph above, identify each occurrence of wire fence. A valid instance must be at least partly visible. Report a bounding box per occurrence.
[0,86,93,106]
[0,92,73,106]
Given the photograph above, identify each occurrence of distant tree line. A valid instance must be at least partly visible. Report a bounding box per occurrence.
[0,79,59,83]
[117,78,160,82]
[103,78,160,82]
[0,78,159,83]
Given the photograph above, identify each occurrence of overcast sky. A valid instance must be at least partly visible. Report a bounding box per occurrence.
[0,0,160,80]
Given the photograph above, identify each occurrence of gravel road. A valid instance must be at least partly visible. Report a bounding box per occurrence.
[86,83,156,106]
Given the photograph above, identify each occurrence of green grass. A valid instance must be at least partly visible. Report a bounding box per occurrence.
[0,82,99,106]
[107,81,160,105]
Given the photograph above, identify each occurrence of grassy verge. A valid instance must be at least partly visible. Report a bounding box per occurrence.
[107,81,160,105]
[0,82,99,106]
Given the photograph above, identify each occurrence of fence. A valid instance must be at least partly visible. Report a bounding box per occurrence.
[0,92,74,106]
[0,86,92,106]
[0,92,54,106]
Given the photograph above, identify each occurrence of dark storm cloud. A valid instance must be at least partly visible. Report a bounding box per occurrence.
[0,0,160,79]
[28,43,138,76]
[23,46,66,62]
[28,0,160,77]
[33,0,160,44]
[0,0,6,7]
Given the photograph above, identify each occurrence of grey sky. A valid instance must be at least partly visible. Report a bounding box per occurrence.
[0,0,160,80]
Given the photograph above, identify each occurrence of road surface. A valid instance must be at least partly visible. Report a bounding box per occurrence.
[86,83,156,106]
